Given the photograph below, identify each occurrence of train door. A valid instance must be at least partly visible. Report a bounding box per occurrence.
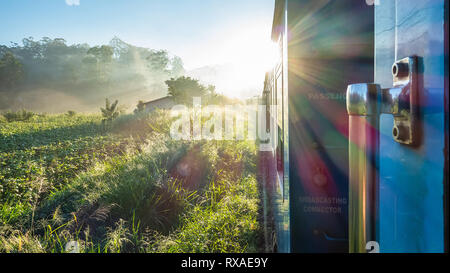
[286,0,374,252]
[347,0,448,252]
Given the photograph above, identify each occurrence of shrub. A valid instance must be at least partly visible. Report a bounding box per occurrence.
[134,100,145,114]
[1,109,35,122]
[67,110,76,117]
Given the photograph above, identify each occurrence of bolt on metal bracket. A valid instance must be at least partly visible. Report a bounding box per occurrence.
[347,56,421,146]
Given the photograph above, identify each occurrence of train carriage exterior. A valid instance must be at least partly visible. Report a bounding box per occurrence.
[260,0,448,253]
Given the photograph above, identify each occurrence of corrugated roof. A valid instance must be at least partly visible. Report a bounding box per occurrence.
[143,96,173,105]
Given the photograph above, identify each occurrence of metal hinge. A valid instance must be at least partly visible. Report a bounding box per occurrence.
[346,56,421,146]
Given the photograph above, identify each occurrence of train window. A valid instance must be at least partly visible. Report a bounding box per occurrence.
[275,72,284,174]
[266,91,270,133]
[276,73,283,128]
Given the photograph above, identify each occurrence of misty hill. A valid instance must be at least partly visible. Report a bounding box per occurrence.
[0,37,185,113]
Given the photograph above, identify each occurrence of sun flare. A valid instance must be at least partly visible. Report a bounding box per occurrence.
[198,23,280,99]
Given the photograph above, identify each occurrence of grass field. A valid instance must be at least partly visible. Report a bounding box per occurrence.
[0,110,262,253]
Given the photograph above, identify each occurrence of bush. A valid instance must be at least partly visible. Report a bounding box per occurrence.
[134,100,145,114]
[1,110,35,122]
[66,110,76,117]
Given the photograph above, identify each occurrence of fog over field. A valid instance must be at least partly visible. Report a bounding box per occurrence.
[0,36,261,113]
[0,37,186,113]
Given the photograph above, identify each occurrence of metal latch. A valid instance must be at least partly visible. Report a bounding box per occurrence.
[346,56,421,253]
[346,56,421,146]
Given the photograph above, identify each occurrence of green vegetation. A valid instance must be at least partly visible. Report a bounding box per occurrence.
[100,98,120,124]
[0,109,262,253]
[0,114,131,225]
[165,76,236,105]
[1,109,35,122]
[0,51,23,91]
[166,76,216,105]
[133,100,145,114]
[0,37,185,111]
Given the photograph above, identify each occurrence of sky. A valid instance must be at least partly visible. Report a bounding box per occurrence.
[0,0,277,98]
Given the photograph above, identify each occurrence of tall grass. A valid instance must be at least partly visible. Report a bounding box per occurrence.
[150,175,260,253]
[0,110,262,253]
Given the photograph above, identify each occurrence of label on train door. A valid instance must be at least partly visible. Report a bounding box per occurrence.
[374,0,447,252]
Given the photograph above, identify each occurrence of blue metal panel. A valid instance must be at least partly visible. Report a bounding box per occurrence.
[375,0,446,253]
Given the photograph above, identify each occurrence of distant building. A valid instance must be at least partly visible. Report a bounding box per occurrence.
[143,96,175,112]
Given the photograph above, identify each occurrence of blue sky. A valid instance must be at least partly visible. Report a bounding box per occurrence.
[1,0,275,70]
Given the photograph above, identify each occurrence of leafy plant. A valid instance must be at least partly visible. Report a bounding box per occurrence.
[100,98,119,123]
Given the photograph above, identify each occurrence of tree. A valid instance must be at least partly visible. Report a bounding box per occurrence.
[0,45,9,57]
[0,52,24,91]
[87,45,114,63]
[41,37,69,64]
[134,100,146,114]
[86,45,114,82]
[20,37,43,60]
[146,50,170,72]
[170,56,185,78]
[0,36,188,110]
[101,98,120,123]
[165,76,209,105]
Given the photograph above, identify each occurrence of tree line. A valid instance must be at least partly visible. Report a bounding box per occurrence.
[0,37,185,110]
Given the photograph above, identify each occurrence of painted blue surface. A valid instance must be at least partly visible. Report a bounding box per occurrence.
[376,0,446,253]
